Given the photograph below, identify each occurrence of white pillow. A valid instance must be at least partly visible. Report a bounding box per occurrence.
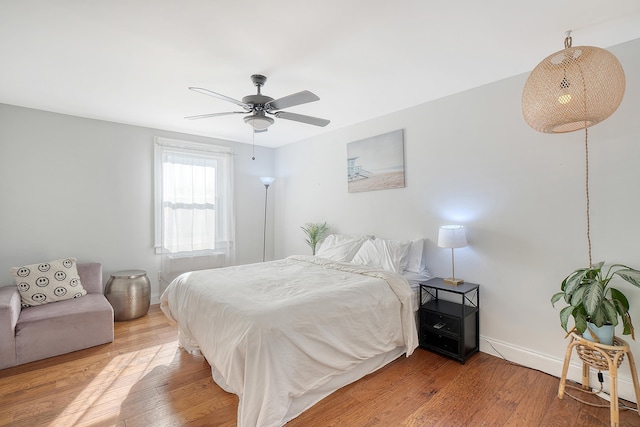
[11,257,87,307]
[403,239,425,273]
[352,238,411,273]
[402,269,432,289]
[316,235,370,262]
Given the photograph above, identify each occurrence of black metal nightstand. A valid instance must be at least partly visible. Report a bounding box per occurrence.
[418,277,480,364]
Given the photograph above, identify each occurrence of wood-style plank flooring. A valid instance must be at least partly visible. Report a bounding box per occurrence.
[1,305,638,426]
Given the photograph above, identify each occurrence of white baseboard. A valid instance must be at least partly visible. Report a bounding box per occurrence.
[480,335,638,404]
[151,293,161,305]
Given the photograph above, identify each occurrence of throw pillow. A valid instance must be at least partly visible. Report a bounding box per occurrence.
[11,257,87,307]
[315,234,371,262]
[352,238,411,273]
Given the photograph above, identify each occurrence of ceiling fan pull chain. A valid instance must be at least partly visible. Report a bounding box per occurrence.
[252,129,256,160]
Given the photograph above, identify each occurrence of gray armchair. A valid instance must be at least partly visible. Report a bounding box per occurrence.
[0,262,114,369]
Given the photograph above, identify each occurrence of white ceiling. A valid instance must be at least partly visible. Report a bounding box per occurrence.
[2,1,640,148]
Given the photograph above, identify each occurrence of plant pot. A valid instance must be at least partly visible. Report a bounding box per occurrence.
[583,322,614,345]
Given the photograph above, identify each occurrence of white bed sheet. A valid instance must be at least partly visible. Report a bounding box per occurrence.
[160,255,418,427]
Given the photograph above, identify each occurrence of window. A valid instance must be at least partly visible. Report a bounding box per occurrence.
[154,138,234,271]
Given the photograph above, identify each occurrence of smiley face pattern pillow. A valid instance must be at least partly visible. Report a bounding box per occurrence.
[11,258,87,307]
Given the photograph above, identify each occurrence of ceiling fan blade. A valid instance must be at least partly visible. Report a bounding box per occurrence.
[189,87,251,110]
[266,90,319,110]
[274,111,330,127]
[185,111,246,120]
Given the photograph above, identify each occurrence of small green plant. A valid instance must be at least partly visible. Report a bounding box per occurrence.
[301,222,328,255]
[551,262,640,339]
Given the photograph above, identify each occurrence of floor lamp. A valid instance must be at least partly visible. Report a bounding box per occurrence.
[260,177,275,262]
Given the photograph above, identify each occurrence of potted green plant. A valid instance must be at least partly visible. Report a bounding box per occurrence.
[551,262,640,344]
[301,222,328,255]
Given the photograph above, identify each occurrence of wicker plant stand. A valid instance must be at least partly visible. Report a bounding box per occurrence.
[558,332,640,427]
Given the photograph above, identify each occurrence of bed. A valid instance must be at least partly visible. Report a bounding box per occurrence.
[160,236,428,427]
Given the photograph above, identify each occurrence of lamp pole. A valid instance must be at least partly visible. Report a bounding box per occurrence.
[450,247,456,282]
[259,177,275,262]
[262,184,269,262]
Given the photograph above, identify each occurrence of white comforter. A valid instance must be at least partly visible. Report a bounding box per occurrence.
[160,255,418,427]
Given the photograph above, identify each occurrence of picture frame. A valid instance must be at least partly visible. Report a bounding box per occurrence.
[347,129,405,193]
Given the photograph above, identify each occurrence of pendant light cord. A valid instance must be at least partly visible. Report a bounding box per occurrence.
[585,127,592,267]
[564,30,572,49]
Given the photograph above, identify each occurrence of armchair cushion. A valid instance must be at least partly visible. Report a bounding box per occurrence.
[15,293,114,365]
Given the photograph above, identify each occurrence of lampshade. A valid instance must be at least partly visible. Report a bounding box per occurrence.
[522,34,625,134]
[259,176,275,186]
[438,225,467,249]
[244,113,274,131]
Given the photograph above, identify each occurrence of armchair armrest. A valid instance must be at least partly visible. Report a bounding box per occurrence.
[0,285,21,331]
[0,285,20,369]
[77,263,103,294]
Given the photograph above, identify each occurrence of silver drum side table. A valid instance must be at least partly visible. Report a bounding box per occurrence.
[105,270,151,321]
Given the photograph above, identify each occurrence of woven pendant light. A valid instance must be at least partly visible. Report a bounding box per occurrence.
[523,32,626,267]
[522,32,625,133]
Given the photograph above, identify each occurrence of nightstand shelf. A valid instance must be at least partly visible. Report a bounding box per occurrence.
[419,277,479,364]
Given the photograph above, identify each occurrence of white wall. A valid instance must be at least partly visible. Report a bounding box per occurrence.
[0,104,276,301]
[274,38,640,400]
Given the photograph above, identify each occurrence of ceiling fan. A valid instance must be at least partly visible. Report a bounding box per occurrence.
[186,74,330,132]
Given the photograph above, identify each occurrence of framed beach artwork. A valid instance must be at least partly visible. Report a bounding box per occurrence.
[347,129,405,193]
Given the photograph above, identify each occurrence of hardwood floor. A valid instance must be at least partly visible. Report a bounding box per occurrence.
[1,305,638,426]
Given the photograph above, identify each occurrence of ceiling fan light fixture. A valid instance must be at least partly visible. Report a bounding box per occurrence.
[244,114,274,131]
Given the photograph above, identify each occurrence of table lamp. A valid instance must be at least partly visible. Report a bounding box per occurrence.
[438,225,467,285]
